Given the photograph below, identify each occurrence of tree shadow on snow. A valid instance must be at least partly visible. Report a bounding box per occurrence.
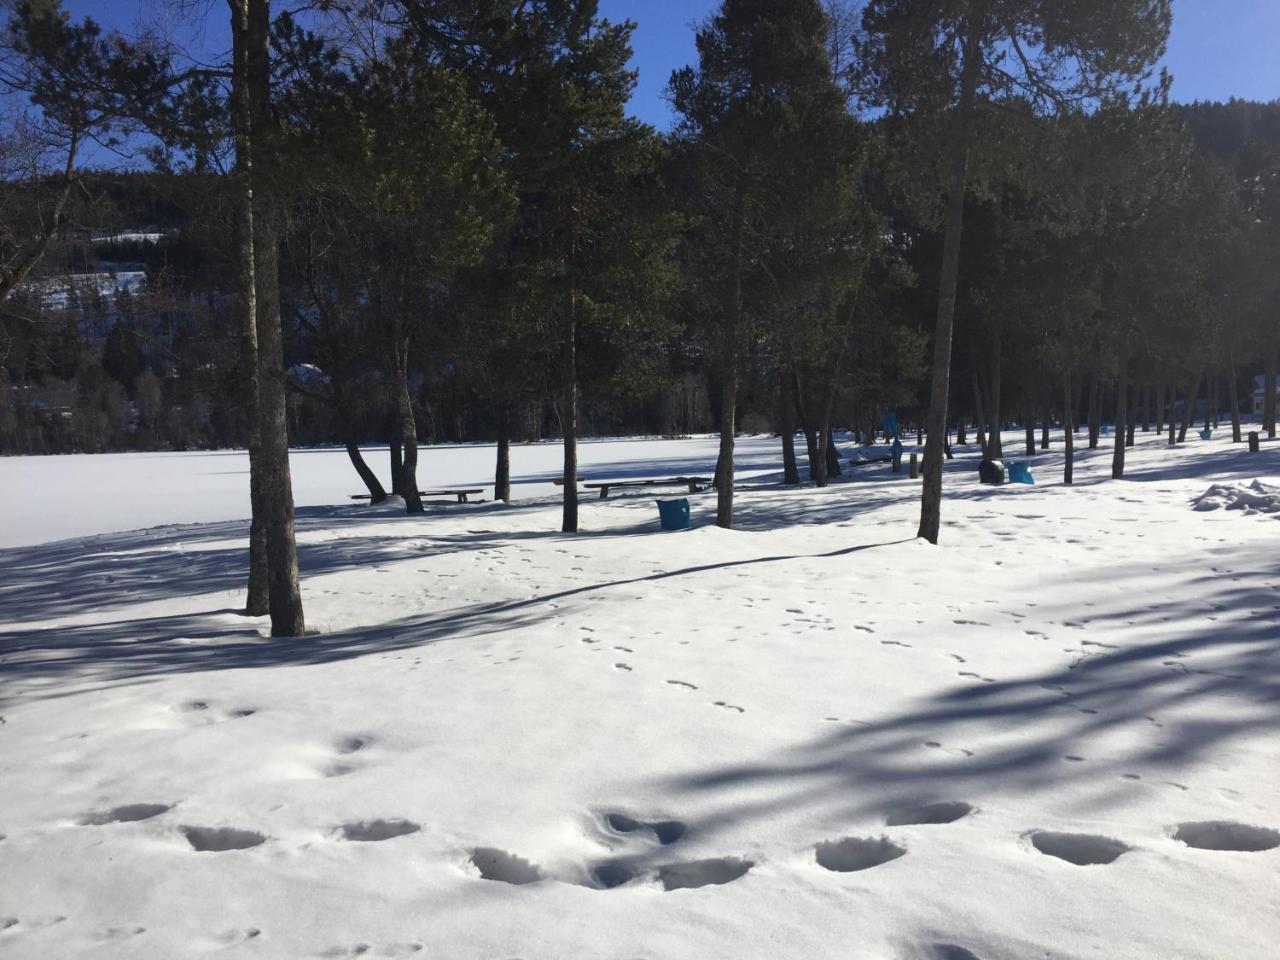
[635,547,1280,853]
[0,528,914,702]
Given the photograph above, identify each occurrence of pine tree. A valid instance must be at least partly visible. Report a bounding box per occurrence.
[855,0,1172,542]
[671,0,856,528]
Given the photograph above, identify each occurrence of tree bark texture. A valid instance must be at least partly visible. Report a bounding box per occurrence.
[916,23,981,544]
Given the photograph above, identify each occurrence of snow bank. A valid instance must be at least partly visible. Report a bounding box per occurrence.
[1192,479,1280,516]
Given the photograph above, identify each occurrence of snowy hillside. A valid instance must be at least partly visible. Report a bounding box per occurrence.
[1,431,1278,959]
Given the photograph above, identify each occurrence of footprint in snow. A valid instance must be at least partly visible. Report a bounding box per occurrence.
[336,819,420,842]
[470,847,542,884]
[182,826,267,852]
[80,803,171,825]
[658,858,753,890]
[334,736,372,761]
[713,701,745,713]
[666,680,697,690]
[923,741,974,757]
[614,663,632,672]
[318,944,371,957]
[1028,830,1129,865]
[214,928,262,946]
[880,640,912,648]
[1173,821,1280,852]
[96,925,147,941]
[884,801,973,826]
[379,944,425,957]
[605,813,686,845]
[815,836,905,872]
[919,944,983,960]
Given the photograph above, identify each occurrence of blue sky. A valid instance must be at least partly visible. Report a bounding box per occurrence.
[62,0,1280,130]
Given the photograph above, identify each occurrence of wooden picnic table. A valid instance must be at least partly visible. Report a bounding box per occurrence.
[583,476,712,500]
[349,488,484,504]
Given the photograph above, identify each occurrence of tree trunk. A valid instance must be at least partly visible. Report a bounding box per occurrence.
[715,372,737,527]
[715,185,747,529]
[1023,404,1034,457]
[825,427,842,478]
[1040,398,1050,450]
[1140,383,1150,432]
[1154,383,1165,435]
[251,222,304,635]
[394,337,424,514]
[389,436,404,496]
[778,372,799,485]
[917,23,981,544]
[562,285,579,534]
[986,325,1003,460]
[1228,351,1242,443]
[334,384,385,503]
[1177,378,1198,448]
[234,0,304,636]
[1265,336,1277,439]
[1087,374,1101,449]
[344,438,385,503]
[793,368,822,485]
[1126,382,1136,447]
[229,0,268,618]
[495,404,511,503]
[1063,373,1074,485]
[971,373,987,456]
[1112,353,1129,479]
[1178,377,1200,443]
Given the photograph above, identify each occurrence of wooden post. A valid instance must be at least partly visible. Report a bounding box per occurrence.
[909,453,918,479]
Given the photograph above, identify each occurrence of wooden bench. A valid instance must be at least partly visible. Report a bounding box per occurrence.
[583,477,711,500]
[350,488,484,503]
[550,477,586,486]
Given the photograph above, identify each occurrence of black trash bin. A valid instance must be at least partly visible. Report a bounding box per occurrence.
[1249,431,1260,453]
[979,458,1006,485]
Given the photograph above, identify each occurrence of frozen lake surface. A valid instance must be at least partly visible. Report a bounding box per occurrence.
[0,435,782,549]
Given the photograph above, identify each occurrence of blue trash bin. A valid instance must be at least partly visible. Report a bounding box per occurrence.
[1199,429,1212,441]
[656,498,691,531]
[1007,461,1034,485]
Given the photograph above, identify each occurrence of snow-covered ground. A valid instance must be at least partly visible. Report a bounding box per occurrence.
[2,429,1279,959]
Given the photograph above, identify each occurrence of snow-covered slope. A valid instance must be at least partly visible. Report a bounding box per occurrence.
[1,431,1278,959]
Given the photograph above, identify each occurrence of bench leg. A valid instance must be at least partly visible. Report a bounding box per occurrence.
[687,481,697,493]
[599,487,609,499]
[457,493,467,503]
